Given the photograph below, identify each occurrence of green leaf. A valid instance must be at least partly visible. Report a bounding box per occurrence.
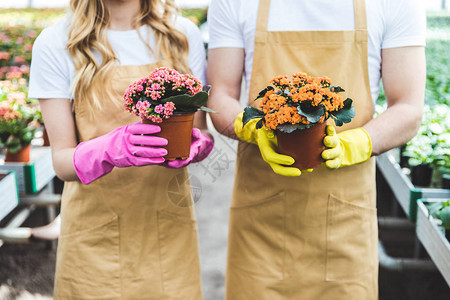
[160,91,210,112]
[297,103,325,123]
[256,119,264,129]
[242,106,265,127]
[330,86,345,93]
[330,98,355,126]
[255,86,274,101]
[428,202,444,218]
[438,206,450,230]
[277,123,316,133]
[198,106,217,113]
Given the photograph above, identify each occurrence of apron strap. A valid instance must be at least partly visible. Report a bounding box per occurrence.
[255,0,271,32]
[256,0,367,33]
[353,0,367,31]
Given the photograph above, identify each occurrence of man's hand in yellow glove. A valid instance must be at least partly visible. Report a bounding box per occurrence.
[234,112,301,176]
[322,125,372,169]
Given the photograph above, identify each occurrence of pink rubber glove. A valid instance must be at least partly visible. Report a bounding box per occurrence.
[163,128,214,169]
[73,121,168,184]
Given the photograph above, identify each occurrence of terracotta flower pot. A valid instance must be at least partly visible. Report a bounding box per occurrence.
[276,122,326,170]
[5,144,31,163]
[143,112,195,160]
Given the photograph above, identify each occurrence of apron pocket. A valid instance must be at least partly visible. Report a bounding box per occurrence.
[55,216,121,299]
[228,192,286,280]
[326,194,377,281]
[157,210,202,300]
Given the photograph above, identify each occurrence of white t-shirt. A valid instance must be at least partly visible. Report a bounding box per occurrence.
[207,0,426,105]
[28,16,206,100]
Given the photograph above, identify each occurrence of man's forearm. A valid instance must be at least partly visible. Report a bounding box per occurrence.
[208,91,244,139]
[363,102,423,156]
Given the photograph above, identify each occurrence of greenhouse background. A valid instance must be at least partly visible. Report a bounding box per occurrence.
[0,0,449,299]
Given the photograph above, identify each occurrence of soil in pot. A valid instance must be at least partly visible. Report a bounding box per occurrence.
[5,144,31,163]
[410,164,433,187]
[276,122,326,170]
[143,112,195,160]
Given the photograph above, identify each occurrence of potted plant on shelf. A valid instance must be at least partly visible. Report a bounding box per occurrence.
[427,200,450,241]
[0,79,41,162]
[403,104,450,188]
[402,134,435,187]
[124,67,214,160]
[242,72,355,169]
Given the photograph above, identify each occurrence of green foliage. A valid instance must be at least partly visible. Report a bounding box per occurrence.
[329,98,355,126]
[425,39,450,106]
[0,8,66,27]
[403,104,450,169]
[428,200,450,230]
[242,106,264,127]
[158,91,214,113]
[181,8,208,26]
[297,103,325,123]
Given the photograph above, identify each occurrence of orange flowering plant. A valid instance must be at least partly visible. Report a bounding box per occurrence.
[243,72,355,132]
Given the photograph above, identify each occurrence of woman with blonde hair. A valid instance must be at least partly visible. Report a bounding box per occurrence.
[28,0,212,298]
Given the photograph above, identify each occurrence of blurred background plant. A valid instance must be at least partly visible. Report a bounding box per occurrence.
[0,8,66,81]
[403,104,450,168]
[0,78,41,153]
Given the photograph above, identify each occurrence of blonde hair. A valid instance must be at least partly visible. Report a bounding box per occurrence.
[67,0,190,110]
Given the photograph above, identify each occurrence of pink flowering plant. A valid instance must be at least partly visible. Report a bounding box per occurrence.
[124,67,213,123]
[0,79,41,153]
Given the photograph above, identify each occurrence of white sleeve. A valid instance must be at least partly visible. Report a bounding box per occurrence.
[180,18,207,85]
[28,26,73,100]
[207,0,244,49]
[382,0,426,49]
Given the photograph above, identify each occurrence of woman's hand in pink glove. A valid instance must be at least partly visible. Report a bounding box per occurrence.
[73,121,168,184]
[163,128,214,169]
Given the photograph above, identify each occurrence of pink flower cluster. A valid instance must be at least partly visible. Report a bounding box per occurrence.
[0,65,30,80]
[0,101,21,121]
[0,82,27,121]
[124,67,203,123]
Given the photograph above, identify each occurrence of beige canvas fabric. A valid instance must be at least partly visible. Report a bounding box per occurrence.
[54,62,202,300]
[226,0,378,299]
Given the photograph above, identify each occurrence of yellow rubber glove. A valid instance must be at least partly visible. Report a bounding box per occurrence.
[322,125,372,169]
[234,112,301,176]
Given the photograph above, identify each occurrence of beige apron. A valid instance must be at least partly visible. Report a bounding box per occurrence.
[54,62,202,300]
[226,0,378,299]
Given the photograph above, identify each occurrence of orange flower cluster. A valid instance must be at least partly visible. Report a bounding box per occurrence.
[259,73,344,130]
